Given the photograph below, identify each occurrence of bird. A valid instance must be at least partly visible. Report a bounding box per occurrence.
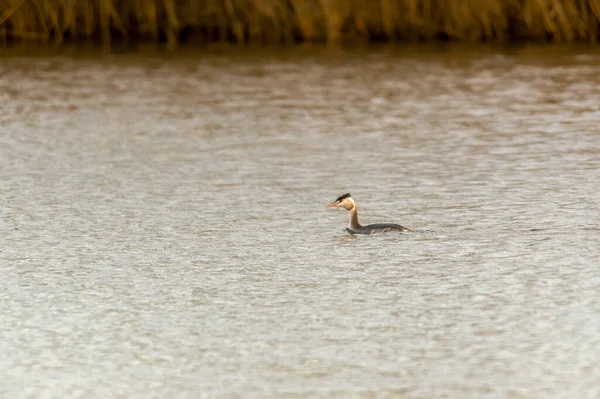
[325,193,412,235]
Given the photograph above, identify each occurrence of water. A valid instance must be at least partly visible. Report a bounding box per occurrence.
[1,45,600,398]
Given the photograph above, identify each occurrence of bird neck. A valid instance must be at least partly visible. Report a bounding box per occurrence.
[348,206,361,230]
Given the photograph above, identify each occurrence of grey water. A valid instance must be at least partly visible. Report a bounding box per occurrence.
[1,45,599,398]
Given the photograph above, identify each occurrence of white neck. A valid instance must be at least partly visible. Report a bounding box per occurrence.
[348,206,361,230]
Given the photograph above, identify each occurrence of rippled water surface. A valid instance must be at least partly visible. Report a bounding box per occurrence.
[1,46,600,398]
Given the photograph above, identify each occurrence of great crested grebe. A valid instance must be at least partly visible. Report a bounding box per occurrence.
[325,193,412,235]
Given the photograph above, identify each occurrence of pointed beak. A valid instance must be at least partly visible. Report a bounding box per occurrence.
[325,201,339,208]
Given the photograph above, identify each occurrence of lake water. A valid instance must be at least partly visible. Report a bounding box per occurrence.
[1,45,599,398]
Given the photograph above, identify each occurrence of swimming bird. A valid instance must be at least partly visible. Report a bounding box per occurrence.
[325,193,412,235]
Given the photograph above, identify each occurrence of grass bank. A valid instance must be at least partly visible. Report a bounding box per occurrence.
[2,0,600,47]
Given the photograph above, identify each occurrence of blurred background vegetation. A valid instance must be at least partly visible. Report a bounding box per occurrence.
[1,0,600,47]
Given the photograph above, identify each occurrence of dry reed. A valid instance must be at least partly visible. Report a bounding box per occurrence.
[1,0,600,46]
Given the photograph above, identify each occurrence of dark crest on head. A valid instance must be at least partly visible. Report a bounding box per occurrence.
[335,193,351,202]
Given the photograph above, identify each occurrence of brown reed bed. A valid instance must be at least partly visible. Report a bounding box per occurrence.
[1,0,600,47]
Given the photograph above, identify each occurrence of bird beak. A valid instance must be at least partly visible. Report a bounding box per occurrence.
[325,201,339,208]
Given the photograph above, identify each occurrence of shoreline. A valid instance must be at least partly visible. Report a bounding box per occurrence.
[2,0,600,47]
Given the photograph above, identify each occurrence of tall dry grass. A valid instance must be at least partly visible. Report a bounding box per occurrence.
[1,0,600,46]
